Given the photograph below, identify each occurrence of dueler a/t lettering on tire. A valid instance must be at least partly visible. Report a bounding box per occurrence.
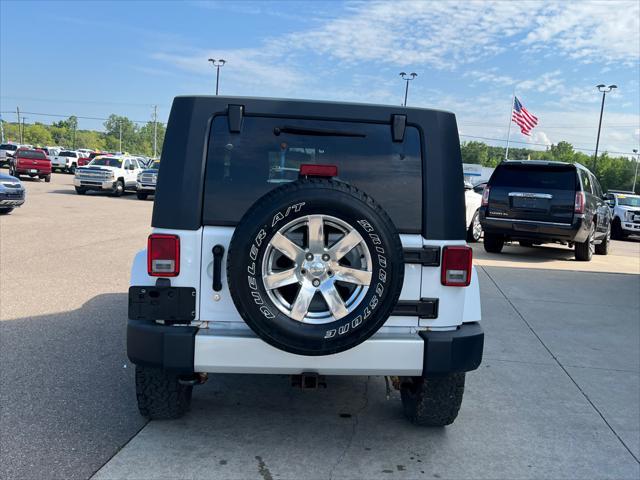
[227,178,404,356]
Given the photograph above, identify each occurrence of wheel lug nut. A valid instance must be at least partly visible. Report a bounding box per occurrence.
[312,279,320,287]
[322,254,330,261]
[327,270,333,277]
[306,253,314,261]
[301,268,307,274]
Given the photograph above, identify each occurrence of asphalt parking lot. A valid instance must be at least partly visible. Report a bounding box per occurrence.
[1,173,639,480]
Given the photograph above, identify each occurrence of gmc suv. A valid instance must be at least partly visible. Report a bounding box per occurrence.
[480,160,611,261]
[127,96,483,426]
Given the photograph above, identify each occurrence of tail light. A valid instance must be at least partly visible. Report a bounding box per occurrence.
[441,246,472,287]
[147,234,180,276]
[574,191,585,214]
[300,164,338,178]
[481,185,490,206]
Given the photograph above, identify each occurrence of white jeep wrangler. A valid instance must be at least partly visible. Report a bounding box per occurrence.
[128,96,483,426]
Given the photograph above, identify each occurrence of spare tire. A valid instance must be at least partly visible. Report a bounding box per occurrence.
[227,178,404,356]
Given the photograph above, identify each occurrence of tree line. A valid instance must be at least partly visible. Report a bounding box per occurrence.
[461,140,639,194]
[1,115,166,158]
[1,116,637,193]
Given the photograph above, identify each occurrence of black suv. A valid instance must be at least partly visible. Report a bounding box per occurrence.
[479,160,611,261]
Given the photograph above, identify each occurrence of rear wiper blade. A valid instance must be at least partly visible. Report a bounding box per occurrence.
[273,126,366,138]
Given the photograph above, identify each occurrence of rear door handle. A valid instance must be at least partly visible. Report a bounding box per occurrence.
[212,245,225,291]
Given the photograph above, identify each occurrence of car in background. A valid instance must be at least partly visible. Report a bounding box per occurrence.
[465,181,482,242]
[9,148,52,182]
[480,160,611,261]
[42,146,61,163]
[77,148,93,158]
[605,191,640,239]
[473,181,487,195]
[51,150,82,173]
[136,159,159,200]
[78,151,106,167]
[74,155,144,196]
[0,171,25,214]
[0,143,21,167]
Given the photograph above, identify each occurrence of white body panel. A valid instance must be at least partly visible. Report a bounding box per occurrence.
[130,226,482,373]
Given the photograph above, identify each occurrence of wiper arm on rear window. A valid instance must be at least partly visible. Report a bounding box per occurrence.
[273,126,366,138]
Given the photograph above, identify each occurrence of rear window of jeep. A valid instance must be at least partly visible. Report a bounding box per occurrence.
[203,116,422,232]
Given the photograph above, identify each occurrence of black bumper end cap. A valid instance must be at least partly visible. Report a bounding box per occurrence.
[127,320,197,373]
[420,323,484,375]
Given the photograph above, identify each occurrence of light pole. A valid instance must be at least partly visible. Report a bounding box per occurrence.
[21,117,27,144]
[632,148,639,193]
[208,58,226,95]
[399,72,417,106]
[119,121,122,152]
[593,84,617,171]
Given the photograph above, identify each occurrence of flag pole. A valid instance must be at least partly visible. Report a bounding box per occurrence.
[504,88,515,160]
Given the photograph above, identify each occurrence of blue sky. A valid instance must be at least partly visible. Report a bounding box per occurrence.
[1,0,639,155]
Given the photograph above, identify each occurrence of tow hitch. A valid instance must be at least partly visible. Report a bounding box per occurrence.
[291,372,326,389]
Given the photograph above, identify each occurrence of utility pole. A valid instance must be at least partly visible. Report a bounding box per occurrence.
[399,72,417,106]
[593,84,617,172]
[0,115,5,143]
[152,105,158,158]
[208,59,226,95]
[16,106,21,143]
[21,117,27,144]
[72,122,76,149]
[119,121,123,152]
[633,149,639,193]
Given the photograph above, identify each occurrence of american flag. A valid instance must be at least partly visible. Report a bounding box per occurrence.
[512,96,538,136]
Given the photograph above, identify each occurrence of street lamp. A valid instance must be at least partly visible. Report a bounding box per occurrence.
[632,148,639,193]
[593,84,617,171]
[208,58,226,95]
[399,72,417,106]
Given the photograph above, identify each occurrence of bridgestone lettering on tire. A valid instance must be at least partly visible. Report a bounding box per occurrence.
[227,178,404,356]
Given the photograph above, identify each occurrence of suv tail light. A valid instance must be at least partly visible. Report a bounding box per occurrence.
[574,191,585,214]
[441,246,472,287]
[481,185,490,206]
[148,234,180,276]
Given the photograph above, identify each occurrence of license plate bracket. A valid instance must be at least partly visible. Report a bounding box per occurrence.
[128,286,196,323]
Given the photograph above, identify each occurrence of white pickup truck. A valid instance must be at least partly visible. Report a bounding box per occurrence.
[74,155,144,196]
[606,191,640,239]
[51,150,81,174]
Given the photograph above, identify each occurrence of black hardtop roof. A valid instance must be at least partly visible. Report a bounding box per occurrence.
[173,95,455,116]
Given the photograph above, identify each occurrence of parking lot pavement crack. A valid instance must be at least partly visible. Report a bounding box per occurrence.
[481,266,640,465]
[328,376,370,480]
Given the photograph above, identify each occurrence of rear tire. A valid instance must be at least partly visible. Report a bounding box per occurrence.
[135,366,192,420]
[483,233,504,253]
[75,187,87,195]
[44,174,51,183]
[466,210,482,243]
[575,224,595,261]
[69,164,77,175]
[595,227,610,255]
[401,373,466,426]
[519,240,534,248]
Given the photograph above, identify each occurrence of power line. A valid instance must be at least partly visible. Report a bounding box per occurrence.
[0,110,160,125]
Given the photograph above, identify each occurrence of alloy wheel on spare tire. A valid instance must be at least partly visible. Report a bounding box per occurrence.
[227,178,404,356]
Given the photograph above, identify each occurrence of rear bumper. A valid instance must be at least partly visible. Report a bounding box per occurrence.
[16,168,50,176]
[127,319,483,376]
[480,208,586,242]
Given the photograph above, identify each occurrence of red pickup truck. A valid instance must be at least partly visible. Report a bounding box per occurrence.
[78,151,107,167]
[10,148,52,182]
